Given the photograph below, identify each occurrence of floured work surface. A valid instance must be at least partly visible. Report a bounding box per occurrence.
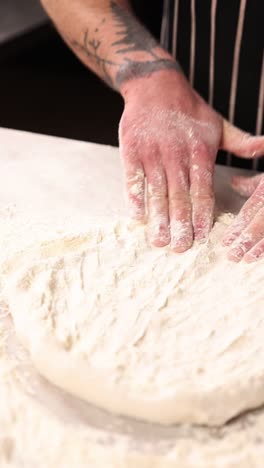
[2,214,264,428]
[0,127,264,467]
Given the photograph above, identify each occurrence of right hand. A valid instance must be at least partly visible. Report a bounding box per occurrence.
[119,69,264,252]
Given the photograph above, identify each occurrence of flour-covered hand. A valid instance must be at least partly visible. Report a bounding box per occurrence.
[39,0,264,254]
[119,70,264,252]
[223,174,264,262]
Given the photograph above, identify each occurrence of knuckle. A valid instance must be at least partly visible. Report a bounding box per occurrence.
[169,193,191,209]
[148,189,167,201]
[165,144,187,164]
[170,193,189,202]
[191,191,214,201]
[120,139,139,161]
[191,142,213,163]
[144,146,160,166]
[147,168,166,192]
[191,168,213,186]
[193,141,208,153]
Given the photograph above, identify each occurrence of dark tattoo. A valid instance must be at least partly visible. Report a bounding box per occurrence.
[70,1,181,90]
[111,2,158,57]
[111,2,181,87]
[115,59,181,88]
[70,25,116,87]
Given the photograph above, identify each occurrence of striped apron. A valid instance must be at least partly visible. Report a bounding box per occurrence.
[160,0,264,170]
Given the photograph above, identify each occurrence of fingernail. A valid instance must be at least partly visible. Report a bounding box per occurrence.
[195,230,207,243]
[223,235,236,246]
[171,236,193,253]
[152,235,171,248]
[170,221,193,252]
[227,247,243,262]
[194,216,213,243]
[244,255,255,263]
[244,251,264,263]
[149,221,170,247]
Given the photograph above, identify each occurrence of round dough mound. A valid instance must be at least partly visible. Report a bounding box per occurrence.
[3,215,264,426]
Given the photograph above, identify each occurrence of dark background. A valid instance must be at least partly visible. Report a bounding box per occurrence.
[1,0,263,172]
[0,1,163,147]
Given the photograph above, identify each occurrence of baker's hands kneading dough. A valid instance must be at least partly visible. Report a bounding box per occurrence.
[40,0,264,258]
[223,174,264,263]
[119,70,264,253]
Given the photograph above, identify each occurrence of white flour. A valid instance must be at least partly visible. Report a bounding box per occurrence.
[1,128,264,467]
[3,213,264,427]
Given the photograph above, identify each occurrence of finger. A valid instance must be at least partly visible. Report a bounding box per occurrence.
[223,178,264,246]
[228,206,264,262]
[123,160,145,221]
[145,165,170,247]
[231,174,263,198]
[190,145,215,242]
[244,238,264,263]
[166,156,193,252]
[222,120,264,158]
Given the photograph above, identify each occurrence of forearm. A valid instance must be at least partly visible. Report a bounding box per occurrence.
[40,0,181,92]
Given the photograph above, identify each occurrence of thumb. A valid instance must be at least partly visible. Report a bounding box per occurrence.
[231,174,263,198]
[221,120,264,159]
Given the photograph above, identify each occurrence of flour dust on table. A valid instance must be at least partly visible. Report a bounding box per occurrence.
[2,213,264,427]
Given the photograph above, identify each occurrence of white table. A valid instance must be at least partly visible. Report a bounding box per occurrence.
[0,127,261,468]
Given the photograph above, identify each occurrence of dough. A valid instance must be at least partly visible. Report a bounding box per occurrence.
[3,214,264,427]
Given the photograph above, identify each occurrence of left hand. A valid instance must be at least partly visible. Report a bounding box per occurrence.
[223,173,264,262]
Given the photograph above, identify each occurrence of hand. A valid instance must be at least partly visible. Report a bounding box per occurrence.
[119,70,264,252]
[223,174,264,262]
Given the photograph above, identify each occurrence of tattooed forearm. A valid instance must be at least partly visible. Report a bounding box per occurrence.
[115,59,181,88]
[71,27,118,87]
[70,1,181,90]
[111,2,159,57]
[111,1,181,87]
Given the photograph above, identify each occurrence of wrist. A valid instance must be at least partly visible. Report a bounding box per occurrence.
[115,47,182,97]
[120,66,185,101]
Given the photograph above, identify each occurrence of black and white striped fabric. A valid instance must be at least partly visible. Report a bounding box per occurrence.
[160,0,264,170]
